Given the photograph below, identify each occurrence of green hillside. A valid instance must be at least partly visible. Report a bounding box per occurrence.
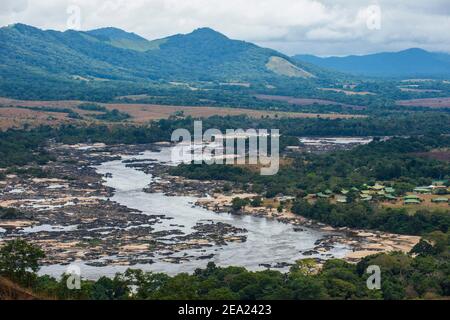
[0,24,325,99]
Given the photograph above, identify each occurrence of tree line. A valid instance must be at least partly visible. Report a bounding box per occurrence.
[0,236,448,300]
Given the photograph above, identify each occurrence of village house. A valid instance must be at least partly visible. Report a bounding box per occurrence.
[404,195,422,205]
[431,197,448,203]
[414,186,432,194]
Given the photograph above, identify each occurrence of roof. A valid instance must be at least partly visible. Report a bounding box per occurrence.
[414,186,432,190]
[317,192,331,198]
[431,197,448,202]
[277,196,296,201]
[385,187,395,193]
[404,199,421,204]
[404,195,421,200]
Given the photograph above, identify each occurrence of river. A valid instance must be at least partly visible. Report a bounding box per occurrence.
[39,146,349,279]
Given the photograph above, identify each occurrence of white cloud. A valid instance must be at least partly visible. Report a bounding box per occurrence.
[0,0,449,56]
[0,0,29,15]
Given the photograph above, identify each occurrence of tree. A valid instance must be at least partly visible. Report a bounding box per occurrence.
[289,276,327,300]
[411,239,436,256]
[231,197,248,212]
[346,190,359,204]
[90,276,130,300]
[251,197,262,207]
[124,269,170,299]
[222,183,232,192]
[290,259,318,276]
[206,288,239,300]
[424,231,449,254]
[0,239,45,286]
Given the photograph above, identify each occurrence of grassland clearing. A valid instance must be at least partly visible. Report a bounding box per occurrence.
[396,97,450,108]
[254,94,366,110]
[0,97,365,130]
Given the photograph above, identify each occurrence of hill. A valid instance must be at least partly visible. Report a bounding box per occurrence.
[0,24,319,93]
[86,27,159,52]
[293,48,450,78]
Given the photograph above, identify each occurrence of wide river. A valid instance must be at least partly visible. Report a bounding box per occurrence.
[40,146,349,279]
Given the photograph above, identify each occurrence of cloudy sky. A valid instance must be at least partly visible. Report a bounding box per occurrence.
[1,0,450,56]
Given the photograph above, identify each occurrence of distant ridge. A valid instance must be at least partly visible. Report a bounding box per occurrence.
[293,48,450,78]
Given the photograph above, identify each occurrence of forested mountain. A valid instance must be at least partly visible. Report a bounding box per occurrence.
[0,24,319,86]
[293,48,450,78]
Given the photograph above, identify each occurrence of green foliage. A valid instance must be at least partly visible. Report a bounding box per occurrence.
[77,103,107,112]
[26,250,450,300]
[0,128,55,167]
[67,110,82,119]
[0,240,45,286]
[357,249,450,299]
[291,200,449,235]
[171,134,449,236]
[199,113,450,137]
[0,122,175,168]
[231,197,249,212]
[171,163,250,181]
[90,275,130,300]
[251,197,263,207]
[0,24,321,101]
[92,109,131,122]
[0,239,445,300]
[78,103,131,121]
[172,134,450,199]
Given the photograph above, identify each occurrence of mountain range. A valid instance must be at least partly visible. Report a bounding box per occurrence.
[293,48,450,78]
[0,23,317,86]
[1,23,450,101]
